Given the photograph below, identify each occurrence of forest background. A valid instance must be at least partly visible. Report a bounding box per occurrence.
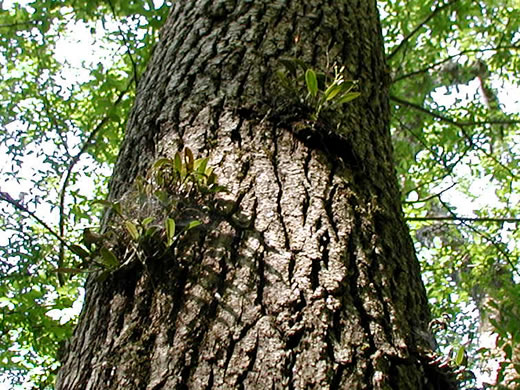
[0,0,519,388]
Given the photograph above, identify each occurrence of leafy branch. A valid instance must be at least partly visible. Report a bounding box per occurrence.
[406,216,520,223]
[387,0,460,61]
[57,80,132,277]
[393,45,520,82]
[390,94,520,179]
[0,191,76,255]
[105,0,139,88]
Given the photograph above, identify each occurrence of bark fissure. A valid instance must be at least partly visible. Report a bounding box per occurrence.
[345,230,378,387]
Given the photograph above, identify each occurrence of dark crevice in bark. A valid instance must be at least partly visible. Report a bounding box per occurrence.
[271,129,292,253]
[314,215,322,233]
[301,185,310,226]
[203,368,214,390]
[288,251,296,282]
[303,149,312,183]
[254,247,265,308]
[234,333,260,388]
[165,266,190,346]
[209,99,225,136]
[319,230,330,269]
[229,227,243,268]
[331,364,346,389]
[283,327,304,390]
[310,256,321,290]
[324,167,339,239]
[150,377,168,390]
[180,296,221,387]
[345,228,377,387]
[223,321,247,374]
[230,116,244,145]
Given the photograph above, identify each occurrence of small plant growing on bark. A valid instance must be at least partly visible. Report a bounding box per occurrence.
[68,147,225,278]
[276,57,360,120]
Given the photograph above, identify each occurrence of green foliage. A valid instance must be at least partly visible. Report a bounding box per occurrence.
[0,0,169,386]
[277,58,360,120]
[68,148,225,280]
[381,0,520,386]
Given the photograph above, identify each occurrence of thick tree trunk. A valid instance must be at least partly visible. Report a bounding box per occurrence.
[56,1,455,388]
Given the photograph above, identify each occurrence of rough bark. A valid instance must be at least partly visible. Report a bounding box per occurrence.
[56,1,455,389]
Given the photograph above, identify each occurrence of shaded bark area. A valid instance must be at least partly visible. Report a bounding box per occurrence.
[57,1,454,389]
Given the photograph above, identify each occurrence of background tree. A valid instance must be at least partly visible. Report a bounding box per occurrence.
[0,0,518,388]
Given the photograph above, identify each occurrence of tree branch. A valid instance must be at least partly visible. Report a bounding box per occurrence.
[393,45,520,82]
[0,20,39,29]
[0,191,75,254]
[390,94,520,179]
[406,216,520,223]
[387,0,460,62]
[57,81,131,276]
[105,0,140,89]
[438,198,519,277]
[404,183,457,204]
[390,94,520,127]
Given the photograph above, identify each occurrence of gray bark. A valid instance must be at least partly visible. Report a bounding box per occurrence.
[56,1,456,388]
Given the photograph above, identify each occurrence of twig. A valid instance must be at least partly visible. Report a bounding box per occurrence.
[404,183,457,204]
[406,216,520,223]
[387,0,460,61]
[0,20,39,29]
[396,115,472,193]
[390,94,520,179]
[105,0,140,89]
[57,81,131,277]
[391,95,520,127]
[393,45,520,82]
[0,191,75,253]
[438,198,519,277]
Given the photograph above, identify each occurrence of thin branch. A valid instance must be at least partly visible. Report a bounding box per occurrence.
[0,20,39,29]
[438,198,519,277]
[390,94,520,179]
[390,95,520,127]
[404,183,457,204]
[0,191,75,253]
[393,45,520,82]
[57,81,131,275]
[105,0,140,89]
[406,216,520,223]
[40,89,72,158]
[387,0,460,61]
[396,113,473,187]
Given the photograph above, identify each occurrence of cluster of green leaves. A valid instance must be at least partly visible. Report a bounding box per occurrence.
[486,283,520,387]
[379,0,520,386]
[0,0,170,387]
[66,148,224,280]
[277,58,360,120]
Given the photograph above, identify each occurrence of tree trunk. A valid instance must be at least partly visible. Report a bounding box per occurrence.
[56,1,455,388]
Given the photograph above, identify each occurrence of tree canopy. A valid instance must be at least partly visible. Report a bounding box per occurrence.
[0,0,519,388]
